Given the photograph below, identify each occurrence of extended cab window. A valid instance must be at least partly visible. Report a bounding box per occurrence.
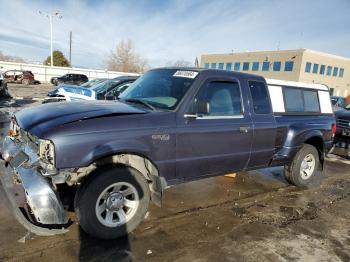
[249,81,271,114]
[197,81,242,116]
[303,90,320,112]
[283,87,320,113]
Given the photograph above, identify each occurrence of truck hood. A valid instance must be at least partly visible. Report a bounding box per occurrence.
[15,100,147,136]
[335,109,350,120]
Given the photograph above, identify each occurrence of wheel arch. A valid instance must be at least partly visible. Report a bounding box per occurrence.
[78,151,166,207]
[303,132,325,167]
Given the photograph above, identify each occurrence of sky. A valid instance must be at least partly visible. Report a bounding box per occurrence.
[0,0,349,69]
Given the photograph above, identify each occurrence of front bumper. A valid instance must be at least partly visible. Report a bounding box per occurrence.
[0,136,69,235]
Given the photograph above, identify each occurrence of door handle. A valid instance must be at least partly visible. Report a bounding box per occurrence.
[239,126,250,133]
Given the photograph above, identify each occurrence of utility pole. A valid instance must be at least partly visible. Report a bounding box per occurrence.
[39,11,62,67]
[69,31,72,66]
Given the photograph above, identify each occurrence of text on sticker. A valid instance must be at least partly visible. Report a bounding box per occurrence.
[173,71,198,79]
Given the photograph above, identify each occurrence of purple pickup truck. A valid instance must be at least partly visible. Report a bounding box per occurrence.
[0,68,335,239]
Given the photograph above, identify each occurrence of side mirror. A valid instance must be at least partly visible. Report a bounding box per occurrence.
[196,101,210,115]
[105,94,117,100]
[184,100,210,119]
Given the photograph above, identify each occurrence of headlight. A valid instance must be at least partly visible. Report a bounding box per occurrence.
[8,118,20,137]
[39,139,55,166]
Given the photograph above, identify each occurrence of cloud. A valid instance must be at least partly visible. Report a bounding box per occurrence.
[0,0,349,68]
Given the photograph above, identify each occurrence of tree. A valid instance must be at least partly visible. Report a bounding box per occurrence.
[0,51,26,63]
[166,59,192,67]
[106,39,148,73]
[43,50,70,67]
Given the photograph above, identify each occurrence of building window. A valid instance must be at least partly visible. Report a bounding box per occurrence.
[243,62,250,71]
[326,66,332,76]
[211,63,217,69]
[305,62,312,73]
[226,63,232,71]
[252,62,259,71]
[284,61,294,72]
[218,63,224,70]
[262,61,270,71]
[234,62,240,71]
[273,61,281,71]
[204,63,209,69]
[339,68,344,77]
[319,65,325,75]
[333,67,338,77]
[312,63,319,74]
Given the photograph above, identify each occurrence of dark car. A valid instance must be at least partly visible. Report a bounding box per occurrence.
[3,70,36,85]
[51,73,88,86]
[1,68,335,240]
[334,104,350,144]
[331,96,346,111]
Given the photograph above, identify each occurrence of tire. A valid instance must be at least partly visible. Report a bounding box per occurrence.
[284,144,320,187]
[74,165,150,239]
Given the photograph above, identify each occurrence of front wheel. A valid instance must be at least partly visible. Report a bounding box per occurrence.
[74,166,150,239]
[284,144,320,187]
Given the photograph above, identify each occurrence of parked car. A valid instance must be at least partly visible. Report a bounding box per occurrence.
[46,78,108,99]
[0,71,11,98]
[58,78,108,89]
[43,76,138,103]
[50,73,88,86]
[334,104,350,144]
[331,96,346,111]
[1,68,335,240]
[3,70,36,85]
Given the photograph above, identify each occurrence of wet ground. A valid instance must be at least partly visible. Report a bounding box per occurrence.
[0,92,349,262]
[6,83,52,99]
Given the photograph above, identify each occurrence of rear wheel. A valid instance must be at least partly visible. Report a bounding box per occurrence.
[284,144,320,187]
[74,166,150,239]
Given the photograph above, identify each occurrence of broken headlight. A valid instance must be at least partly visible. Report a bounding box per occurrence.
[8,117,20,137]
[39,139,55,166]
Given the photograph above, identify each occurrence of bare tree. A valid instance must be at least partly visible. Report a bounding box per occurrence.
[166,59,192,67]
[106,39,148,73]
[0,51,26,63]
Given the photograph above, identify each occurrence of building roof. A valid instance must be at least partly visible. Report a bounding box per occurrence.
[201,48,350,62]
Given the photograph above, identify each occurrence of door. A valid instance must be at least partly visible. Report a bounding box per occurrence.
[246,80,276,168]
[176,79,253,179]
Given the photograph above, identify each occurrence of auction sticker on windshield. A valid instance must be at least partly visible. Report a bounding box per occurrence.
[173,70,198,79]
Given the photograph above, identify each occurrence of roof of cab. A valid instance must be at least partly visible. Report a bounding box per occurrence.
[266,78,328,91]
[154,67,266,80]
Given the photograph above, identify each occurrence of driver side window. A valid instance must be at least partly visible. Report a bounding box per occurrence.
[196,81,242,117]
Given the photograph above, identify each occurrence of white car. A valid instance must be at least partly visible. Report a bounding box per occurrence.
[43,76,138,103]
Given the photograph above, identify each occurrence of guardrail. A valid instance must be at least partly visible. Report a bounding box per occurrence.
[0,61,139,83]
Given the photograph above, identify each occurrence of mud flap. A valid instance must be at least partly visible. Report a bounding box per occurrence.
[149,175,167,207]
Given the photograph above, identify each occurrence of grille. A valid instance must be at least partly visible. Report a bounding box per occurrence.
[336,118,350,129]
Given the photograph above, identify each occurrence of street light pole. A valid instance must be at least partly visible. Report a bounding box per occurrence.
[39,11,62,67]
[50,15,53,67]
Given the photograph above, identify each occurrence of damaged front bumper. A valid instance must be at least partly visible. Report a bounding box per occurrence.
[0,136,69,236]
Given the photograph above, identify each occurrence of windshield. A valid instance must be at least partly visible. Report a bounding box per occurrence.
[119,69,198,110]
[331,98,337,106]
[81,79,105,88]
[92,80,113,93]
